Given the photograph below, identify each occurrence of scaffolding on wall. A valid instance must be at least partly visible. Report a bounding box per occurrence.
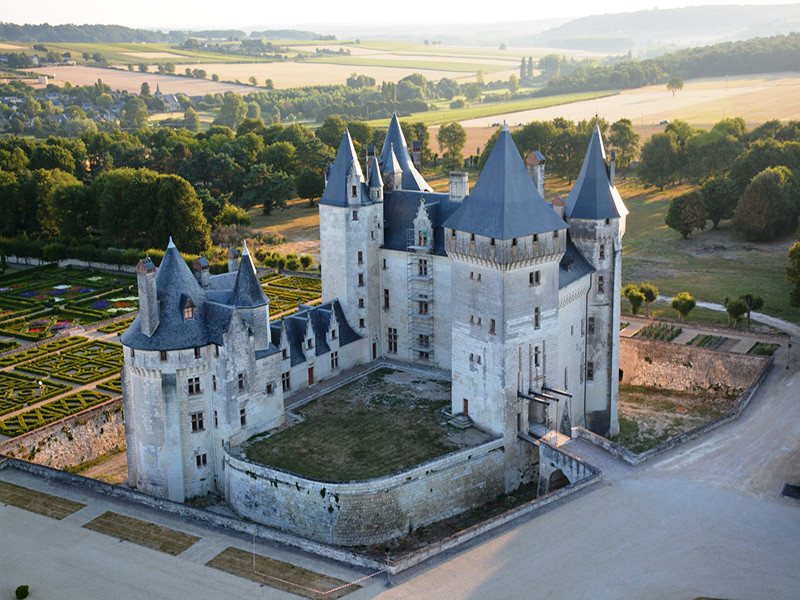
[407,228,433,363]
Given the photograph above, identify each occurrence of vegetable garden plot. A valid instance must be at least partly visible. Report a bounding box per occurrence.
[0,372,72,417]
[0,389,112,436]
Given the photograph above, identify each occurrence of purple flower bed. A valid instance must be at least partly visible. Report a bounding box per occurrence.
[79,288,93,293]
[51,322,71,330]
[92,300,110,310]
[19,291,37,298]
[30,319,49,326]
[49,290,65,295]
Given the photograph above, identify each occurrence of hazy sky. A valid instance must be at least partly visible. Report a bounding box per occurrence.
[3,0,796,29]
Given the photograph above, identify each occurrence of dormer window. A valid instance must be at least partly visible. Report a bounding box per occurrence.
[331,329,337,340]
[307,338,313,350]
[183,298,195,320]
[351,185,357,197]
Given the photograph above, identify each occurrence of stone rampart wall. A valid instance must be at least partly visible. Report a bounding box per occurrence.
[224,438,505,546]
[0,397,124,469]
[620,337,768,394]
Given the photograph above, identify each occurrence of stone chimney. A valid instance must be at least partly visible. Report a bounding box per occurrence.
[411,141,422,170]
[365,145,375,169]
[192,256,210,287]
[526,151,546,198]
[449,171,469,202]
[227,247,239,273]
[136,257,159,337]
[552,195,565,219]
[609,149,616,186]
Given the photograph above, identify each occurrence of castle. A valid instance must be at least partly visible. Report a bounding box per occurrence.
[121,115,627,537]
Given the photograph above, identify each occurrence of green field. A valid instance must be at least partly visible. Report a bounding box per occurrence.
[304,55,508,73]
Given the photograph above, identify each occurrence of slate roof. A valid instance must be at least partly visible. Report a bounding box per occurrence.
[565,124,629,220]
[368,159,383,188]
[382,190,460,256]
[559,237,595,290]
[320,128,369,207]
[229,242,268,308]
[443,127,567,240]
[379,114,430,191]
[382,145,402,174]
[276,300,360,367]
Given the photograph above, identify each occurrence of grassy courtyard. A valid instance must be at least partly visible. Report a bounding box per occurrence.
[245,367,465,480]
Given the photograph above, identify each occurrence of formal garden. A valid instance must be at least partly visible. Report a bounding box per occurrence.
[632,322,683,342]
[260,274,322,317]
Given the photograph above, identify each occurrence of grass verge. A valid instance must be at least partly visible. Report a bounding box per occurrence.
[82,511,199,555]
[0,480,86,519]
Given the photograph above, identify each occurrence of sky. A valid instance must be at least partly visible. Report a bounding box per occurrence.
[2,0,798,30]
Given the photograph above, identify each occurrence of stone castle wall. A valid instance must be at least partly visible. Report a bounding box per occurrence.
[619,337,769,394]
[224,438,506,546]
[0,397,124,469]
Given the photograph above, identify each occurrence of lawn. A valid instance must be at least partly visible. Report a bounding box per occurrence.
[244,367,460,480]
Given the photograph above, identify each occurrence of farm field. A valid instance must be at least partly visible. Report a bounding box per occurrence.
[460,72,800,128]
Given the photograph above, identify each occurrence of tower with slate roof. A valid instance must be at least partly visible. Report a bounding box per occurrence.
[564,124,627,436]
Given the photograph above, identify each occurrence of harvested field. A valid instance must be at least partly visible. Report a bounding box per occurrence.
[0,480,85,519]
[248,197,320,258]
[206,546,357,599]
[83,511,199,555]
[122,51,185,59]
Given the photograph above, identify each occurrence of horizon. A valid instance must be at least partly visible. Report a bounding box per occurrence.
[2,0,798,31]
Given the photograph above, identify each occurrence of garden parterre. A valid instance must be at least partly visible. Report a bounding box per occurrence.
[17,340,123,385]
[0,372,72,417]
[260,274,322,316]
[0,390,113,437]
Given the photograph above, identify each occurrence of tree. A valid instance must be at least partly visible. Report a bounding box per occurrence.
[248,75,257,86]
[120,96,149,130]
[508,74,520,94]
[262,141,296,174]
[138,63,148,73]
[665,120,696,184]
[607,118,640,177]
[437,122,467,171]
[639,131,679,190]
[140,82,150,96]
[299,254,313,270]
[724,297,748,327]
[214,91,247,130]
[671,292,696,322]
[739,294,764,327]
[183,107,200,132]
[665,190,707,239]
[700,177,737,228]
[215,202,252,227]
[787,242,800,307]
[28,145,75,174]
[735,166,797,241]
[296,166,325,206]
[622,283,644,315]
[315,115,346,148]
[667,77,684,96]
[639,283,659,317]
[464,84,482,102]
[242,164,294,213]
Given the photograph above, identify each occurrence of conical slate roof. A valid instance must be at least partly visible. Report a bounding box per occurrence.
[368,158,383,187]
[565,124,628,220]
[320,128,366,207]
[229,242,268,308]
[382,144,402,174]
[379,114,430,191]
[443,126,567,240]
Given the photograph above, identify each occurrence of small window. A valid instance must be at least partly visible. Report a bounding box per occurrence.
[554,229,560,239]
[215,345,219,357]
[194,347,201,359]
[587,361,594,381]
[489,319,496,335]
[418,259,428,276]
[533,234,539,243]
[282,371,290,392]
[352,210,358,220]
[331,351,339,369]
[358,273,364,287]
[490,237,495,247]
[191,412,204,432]
[130,349,135,359]
[160,350,167,361]
[212,375,216,391]
[307,338,313,350]
[418,301,428,315]
[477,355,481,365]
[282,348,288,360]
[469,353,474,361]
[183,304,194,320]
[512,238,517,247]
[196,453,207,468]
[470,233,475,243]
[382,258,387,270]
[534,346,540,367]
[477,273,482,282]
[605,218,610,225]
[571,325,574,336]
[240,408,247,426]
[470,315,474,324]
[188,377,201,395]
[351,185,357,197]
[599,244,606,260]
[384,288,390,310]
[387,328,398,353]
[214,410,218,427]
[534,307,540,329]
[530,271,540,286]
[267,382,274,395]
[371,230,375,240]
[564,367,568,390]
[478,317,482,326]
[331,329,337,340]
[470,271,474,280]
[358,298,365,308]
[357,251,363,264]
[238,373,245,391]
[588,317,595,335]
[598,275,605,294]
[359,318,365,329]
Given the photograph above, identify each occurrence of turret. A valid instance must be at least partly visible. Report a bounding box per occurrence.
[381,144,403,192]
[368,158,383,202]
[229,241,270,351]
[136,256,158,337]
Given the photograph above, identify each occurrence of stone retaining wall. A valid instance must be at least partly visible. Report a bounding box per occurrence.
[224,439,506,546]
[623,314,789,342]
[0,397,125,470]
[5,255,137,273]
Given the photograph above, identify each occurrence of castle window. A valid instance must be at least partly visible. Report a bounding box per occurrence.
[470,233,475,243]
[478,317,482,326]
[470,315,474,324]
[358,273,364,287]
[359,318,365,328]
[469,271,474,280]
[384,289,390,310]
[598,276,605,294]
[188,377,201,396]
[358,298,365,308]
[533,234,539,243]
[554,229,560,239]
[282,372,291,392]
[588,317,595,335]
[587,361,594,381]
[564,367,568,390]
[477,273,482,282]
[418,334,430,349]
[534,307,540,329]
[605,218,610,225]
[512,238,517,247]
[489,319,496,335]
[190,411,204,432]
[214,410,218,427]
[418,259,428,276]
[352,210,358,220]
[351,185,357,197]
[490,238,495,247]
[599,244,606,260]
[530,271,541,286]
[215,345,219,357]
[282,348,288,360]
[331,329,337,340]
[212,375,216,391]
[131,349,135,359]
[382,258,387,270]
[477,355,482,365]
[534,346,540,367]
[418,301,428,315]
[418,231,428,247]
[331,351,339,369]
[183,301,195,321]
[160,350,167,361]
[371,230,375,240]
[196,454,207,468]
[357,251,363,264]
[194,347,201,359]
[240,408,247,426]
[307,338,313,350]
[238,373,245,391]
[267,382,274,395]
[469,353,474,361]
[387,328,398,353]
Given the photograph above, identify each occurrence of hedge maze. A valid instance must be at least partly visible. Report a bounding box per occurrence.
[0,390,112,437]
[18,340,123,384]
[0,372,72,417]
[0,336,87,368]
[97,317,135,334]
[97,376,122,394]
[261,274,322,317]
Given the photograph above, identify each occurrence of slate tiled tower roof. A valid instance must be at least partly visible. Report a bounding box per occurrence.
[379,113,430,191]
[229,242,268,308]
[320,128,368,207]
